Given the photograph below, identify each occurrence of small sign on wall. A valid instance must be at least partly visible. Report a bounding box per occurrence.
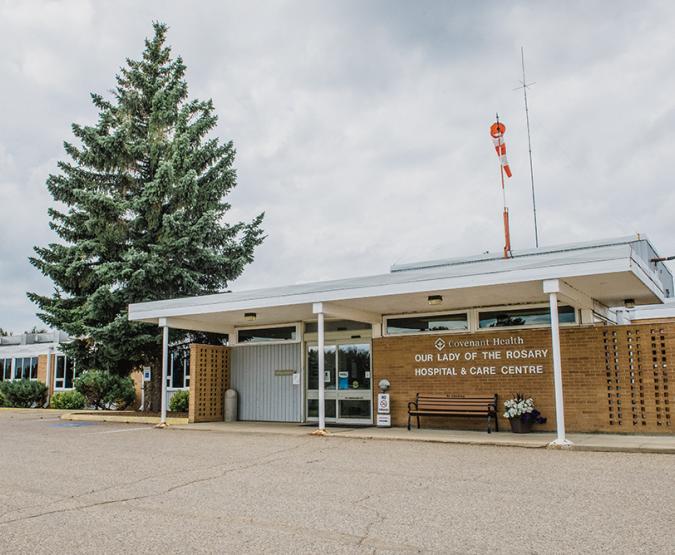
[142,366,151,382]
[274,369,294,377]
[377,393,391,427]
[377,393,390,414]
[376,414,391,427]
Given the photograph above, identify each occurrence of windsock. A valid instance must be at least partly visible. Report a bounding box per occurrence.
[490,121,512,178]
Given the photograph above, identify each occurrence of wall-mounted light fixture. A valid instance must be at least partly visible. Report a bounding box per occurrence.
[244,312,257,322]
[624,299,635,309]
[427,295,443,306]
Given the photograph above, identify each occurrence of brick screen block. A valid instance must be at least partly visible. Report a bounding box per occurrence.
[188,344,230,423]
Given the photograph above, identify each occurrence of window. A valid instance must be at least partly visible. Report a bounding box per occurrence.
[54,356,79,389]
[386,313,468,335]
[13,357,38,380]
[167,345,190,389]
[237,326,297,343]
[478,306,576,328]
[0,359,12,381]
[304,320,371,334]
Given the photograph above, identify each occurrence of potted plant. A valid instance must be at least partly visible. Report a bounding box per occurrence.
[503,394,547,433]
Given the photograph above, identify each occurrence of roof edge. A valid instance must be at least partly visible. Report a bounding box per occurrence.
[390,235,646,273]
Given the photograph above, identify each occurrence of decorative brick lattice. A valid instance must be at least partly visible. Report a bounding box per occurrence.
[602,326,671,431]
[651,328,671,427]
[188,344,230,423]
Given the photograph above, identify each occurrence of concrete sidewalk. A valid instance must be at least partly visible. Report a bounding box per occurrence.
[170,420,675,454]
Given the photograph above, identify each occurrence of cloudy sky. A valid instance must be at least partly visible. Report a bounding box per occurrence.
[1,0,675,333]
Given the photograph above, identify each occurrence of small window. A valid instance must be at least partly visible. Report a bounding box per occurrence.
[386,313,468,335]
[237,326,297,343]
[0,359,11,381]
[167,345,190,389]
[55,356,78,389]
[304,320,371,334]
[14,358,24,380]
[13,357,38,380]
[478,306,576,328]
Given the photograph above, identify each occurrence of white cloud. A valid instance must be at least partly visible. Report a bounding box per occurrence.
[1,0,675,332]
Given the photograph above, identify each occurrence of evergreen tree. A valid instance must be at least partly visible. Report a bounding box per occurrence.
[29,22,264,376]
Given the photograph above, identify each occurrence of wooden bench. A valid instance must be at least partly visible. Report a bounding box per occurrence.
[407,394,498,433]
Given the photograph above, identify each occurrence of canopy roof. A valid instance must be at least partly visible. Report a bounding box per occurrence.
[128,235,672,331]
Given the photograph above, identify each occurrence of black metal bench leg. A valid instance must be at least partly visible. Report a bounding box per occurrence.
[494,413,498,432]
[417,415,421,429]
[407,414,411,431]
[487,414,492,434]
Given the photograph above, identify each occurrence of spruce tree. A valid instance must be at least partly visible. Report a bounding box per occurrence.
[29,22,264,376]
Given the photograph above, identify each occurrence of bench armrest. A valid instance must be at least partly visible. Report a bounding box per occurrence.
[407,401,418,412]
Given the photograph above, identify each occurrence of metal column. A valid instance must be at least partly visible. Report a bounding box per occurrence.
[317,310,325,431]
[544,280,573,447]
[159,321,169,427]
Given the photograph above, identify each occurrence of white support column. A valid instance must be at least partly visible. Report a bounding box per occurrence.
[312,303,327,434]
[159,318,169,428]
[543,280,573,448]
[317,310,326,431]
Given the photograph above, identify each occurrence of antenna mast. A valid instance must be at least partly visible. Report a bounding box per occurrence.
[490,114,512,258]
[516,46,540,248]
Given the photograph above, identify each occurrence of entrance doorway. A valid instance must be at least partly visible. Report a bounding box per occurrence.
[306,341,372,425]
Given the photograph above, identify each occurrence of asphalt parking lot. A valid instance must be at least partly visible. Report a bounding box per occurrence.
[1,409,673,554]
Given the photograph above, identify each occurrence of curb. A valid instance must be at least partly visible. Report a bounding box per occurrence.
[61,413,189,425]
[167,424,675,454]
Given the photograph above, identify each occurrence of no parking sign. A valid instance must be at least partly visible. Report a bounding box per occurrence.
[377,393,391,427]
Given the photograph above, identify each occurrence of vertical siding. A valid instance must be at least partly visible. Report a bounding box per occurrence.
[230,343,302,422]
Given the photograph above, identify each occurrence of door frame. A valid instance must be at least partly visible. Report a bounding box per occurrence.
[305,338,373,425]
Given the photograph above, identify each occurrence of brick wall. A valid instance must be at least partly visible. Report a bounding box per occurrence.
[130,369,143,410]
[372,323,674,434]
[188,344,230,423]
[36,354,57,394]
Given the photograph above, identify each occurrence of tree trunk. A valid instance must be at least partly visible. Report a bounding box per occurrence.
[147,360,162,412]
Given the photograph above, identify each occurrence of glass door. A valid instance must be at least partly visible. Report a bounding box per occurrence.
[306,341,372,425]
[306,345,337,420]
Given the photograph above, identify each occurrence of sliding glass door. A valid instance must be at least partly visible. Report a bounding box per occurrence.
[306,341,372,425]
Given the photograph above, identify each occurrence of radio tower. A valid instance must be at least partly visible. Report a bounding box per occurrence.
[515,46,540,248]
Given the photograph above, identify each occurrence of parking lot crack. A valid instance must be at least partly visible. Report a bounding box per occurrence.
[0,438,315,526]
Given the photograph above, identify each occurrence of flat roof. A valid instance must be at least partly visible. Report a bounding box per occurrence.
[129,235,671,328]
[630,299,675,321]
[392,235,663,272]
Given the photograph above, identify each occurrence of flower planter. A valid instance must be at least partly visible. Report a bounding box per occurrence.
[509,418,534,434]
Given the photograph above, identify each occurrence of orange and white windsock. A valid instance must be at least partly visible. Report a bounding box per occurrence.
[490,121,512,178]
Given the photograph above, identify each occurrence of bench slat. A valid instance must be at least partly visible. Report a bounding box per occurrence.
[416,405,494,407]
[408,393,498,433]
[412,411,493,415]
[417,398,494,403]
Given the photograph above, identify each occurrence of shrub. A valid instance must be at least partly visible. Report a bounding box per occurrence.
[74,370,136,410]
[50,390,87,410]
[0,388,5,407]
[169,390,189,412]
[0,380,48,408]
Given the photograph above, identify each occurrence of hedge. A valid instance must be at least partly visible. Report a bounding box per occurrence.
[0,380,48,408]
[75,370,135,410]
